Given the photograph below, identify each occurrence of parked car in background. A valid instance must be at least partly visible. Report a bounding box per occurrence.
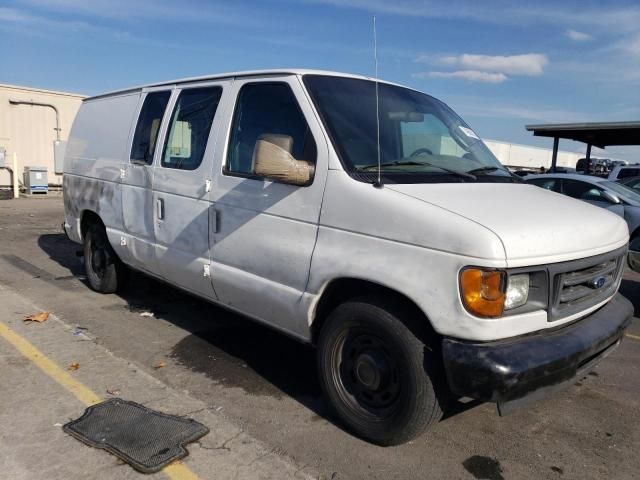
[526,173,640,272]
[609,164,640,181]
[576,157,611,177]
[619,175,640,272]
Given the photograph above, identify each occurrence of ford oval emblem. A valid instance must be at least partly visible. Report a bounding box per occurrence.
[589,276,606,289]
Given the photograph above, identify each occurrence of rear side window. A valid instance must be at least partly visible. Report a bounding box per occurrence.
[226,83,316,176]
[528,178,559,192]
[130,91,171,164]
[161,87,223,170]
[618,168,640,179]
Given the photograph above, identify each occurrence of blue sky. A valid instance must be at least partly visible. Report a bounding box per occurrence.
[1,0,639,159]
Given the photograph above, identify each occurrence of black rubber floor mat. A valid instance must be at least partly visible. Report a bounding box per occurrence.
[63,399,209,473]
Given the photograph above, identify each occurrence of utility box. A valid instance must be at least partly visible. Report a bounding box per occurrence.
[24,166,48,194]
[0,147,5,168]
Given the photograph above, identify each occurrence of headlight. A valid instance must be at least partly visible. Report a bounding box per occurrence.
[460,268,506,318]
[460,269,531,317]
[504,274,530,310]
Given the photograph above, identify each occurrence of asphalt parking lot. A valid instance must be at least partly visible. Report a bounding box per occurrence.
[1,196,639,480]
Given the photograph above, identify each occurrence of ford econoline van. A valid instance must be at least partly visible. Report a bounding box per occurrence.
[63,70,633,446]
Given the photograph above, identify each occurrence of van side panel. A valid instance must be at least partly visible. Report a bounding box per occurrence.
[63,93,140,245]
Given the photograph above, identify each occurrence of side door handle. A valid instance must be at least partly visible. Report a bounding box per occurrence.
[157,198,164,220]
[212,208,221,233]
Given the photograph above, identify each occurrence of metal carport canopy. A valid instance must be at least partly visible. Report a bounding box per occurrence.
[525,121,640,148]
[525,121,640,172]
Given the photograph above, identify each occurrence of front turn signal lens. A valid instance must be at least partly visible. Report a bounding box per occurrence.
[460,268,506,318]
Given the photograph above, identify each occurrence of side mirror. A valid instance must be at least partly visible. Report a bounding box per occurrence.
[602,191,621,204]
[252,135,314,186]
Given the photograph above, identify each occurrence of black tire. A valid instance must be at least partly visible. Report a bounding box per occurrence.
[317,297,445,446]
[83,223,125,294]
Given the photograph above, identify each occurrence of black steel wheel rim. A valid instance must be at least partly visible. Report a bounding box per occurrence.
[331,328,402,418]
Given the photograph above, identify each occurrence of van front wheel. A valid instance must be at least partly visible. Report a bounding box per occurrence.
[83,223,125,294]
[317,298,444,446]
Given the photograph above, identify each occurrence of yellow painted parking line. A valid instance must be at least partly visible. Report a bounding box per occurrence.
[626,333,640,341]
[0,321,200,480]
[163,464,200,480]
[0,321,102,406]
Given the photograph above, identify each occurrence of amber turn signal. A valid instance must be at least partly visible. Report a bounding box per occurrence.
[460,268,506,318]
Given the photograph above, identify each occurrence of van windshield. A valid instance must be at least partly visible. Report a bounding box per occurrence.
[303,75,516,184]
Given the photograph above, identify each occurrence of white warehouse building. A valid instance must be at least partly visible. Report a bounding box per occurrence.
[484,139,584,170]
[0,84,85,189]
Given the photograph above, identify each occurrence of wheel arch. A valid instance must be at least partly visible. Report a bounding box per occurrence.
[80,210,104,240]
[310,277,440,348]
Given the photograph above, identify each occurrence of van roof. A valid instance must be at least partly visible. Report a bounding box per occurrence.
[86,69,405,101]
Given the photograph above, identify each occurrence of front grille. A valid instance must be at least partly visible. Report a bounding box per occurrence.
[548,247,626,321]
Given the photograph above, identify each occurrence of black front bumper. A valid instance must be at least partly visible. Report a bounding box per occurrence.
[442,293,633,415]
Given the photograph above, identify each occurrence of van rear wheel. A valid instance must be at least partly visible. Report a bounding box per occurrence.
[317,297,444,446]
[83,223,125,294]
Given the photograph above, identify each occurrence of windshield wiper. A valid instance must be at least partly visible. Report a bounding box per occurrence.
[359,160,477,180]
[467,166,501,175]
[467,165,523,182]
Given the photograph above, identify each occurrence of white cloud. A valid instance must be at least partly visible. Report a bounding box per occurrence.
[415,70,508,84]
[413,53,548,84]
[566,29,592,41]
[437,53,548,76]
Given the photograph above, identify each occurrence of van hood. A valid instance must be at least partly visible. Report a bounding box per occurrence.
[386,182,629,267]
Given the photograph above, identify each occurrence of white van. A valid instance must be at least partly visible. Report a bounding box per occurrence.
[63,69,633,446]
